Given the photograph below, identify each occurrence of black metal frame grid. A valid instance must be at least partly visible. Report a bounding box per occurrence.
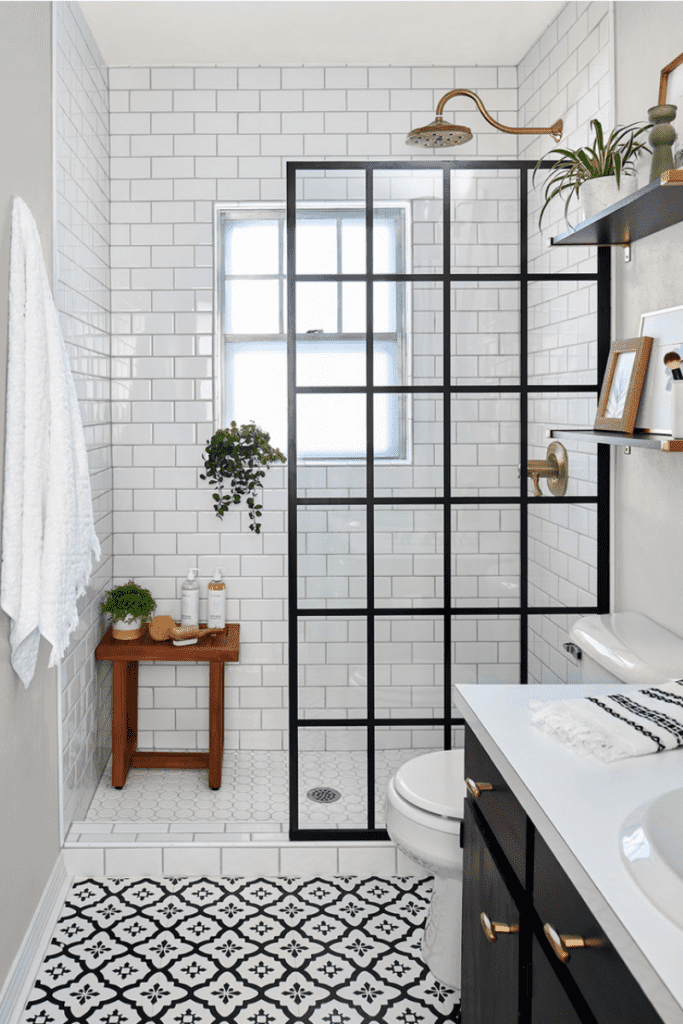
[287,160,610,841]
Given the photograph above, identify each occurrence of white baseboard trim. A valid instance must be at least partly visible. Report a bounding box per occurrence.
[0,854,71,1024]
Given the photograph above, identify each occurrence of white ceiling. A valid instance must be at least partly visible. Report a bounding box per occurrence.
[78,0,566,68]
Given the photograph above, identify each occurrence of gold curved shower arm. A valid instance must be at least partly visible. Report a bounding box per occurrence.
[434,88,563,141]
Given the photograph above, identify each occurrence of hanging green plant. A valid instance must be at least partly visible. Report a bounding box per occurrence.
[100,580,156,622]
[201,421,286,533]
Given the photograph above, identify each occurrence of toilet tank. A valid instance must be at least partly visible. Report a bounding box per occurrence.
[568,613,683,686]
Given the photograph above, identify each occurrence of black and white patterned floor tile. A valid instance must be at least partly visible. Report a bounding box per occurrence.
[21,876,460,1024]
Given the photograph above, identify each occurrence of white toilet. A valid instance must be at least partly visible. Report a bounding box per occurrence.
[568,611,683,685]
[385,748,466,992]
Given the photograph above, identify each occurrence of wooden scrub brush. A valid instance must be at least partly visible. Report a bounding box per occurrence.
[149,615,224,645]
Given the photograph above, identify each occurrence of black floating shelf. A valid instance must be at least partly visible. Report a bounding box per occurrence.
[549,428,683,451]
[550,175,683,247]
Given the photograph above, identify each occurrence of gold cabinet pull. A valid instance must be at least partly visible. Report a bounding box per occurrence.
[480,911,519,943]
[543,923,604,963]
[465,777,494,798]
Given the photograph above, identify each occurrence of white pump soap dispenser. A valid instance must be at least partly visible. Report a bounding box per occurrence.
[207,568,226,629]
[181,568,200,629]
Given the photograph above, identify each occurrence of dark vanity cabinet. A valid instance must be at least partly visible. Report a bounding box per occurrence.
[461,727,666,1024]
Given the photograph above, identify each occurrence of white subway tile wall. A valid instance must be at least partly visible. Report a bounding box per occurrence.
[55,1,112,832]
[108,64,530,752]
[53,2,608,800]
[518,1,610,684]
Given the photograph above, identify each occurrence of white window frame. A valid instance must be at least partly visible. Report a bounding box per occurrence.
[213,201,412,464]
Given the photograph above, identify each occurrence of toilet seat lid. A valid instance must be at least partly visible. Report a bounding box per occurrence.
[394,749,466,819]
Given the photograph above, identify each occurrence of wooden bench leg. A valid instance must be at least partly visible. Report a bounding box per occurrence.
[112,660,137,788]
[208,661,225,789]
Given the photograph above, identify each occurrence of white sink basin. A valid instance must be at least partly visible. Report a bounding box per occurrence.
[621,787,683,928]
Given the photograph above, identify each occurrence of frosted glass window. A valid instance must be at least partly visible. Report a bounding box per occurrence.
[226,341,287,452]
[374,220,397,273]
[224,280,279,334]
[296,219,338,275]
[342,218,366,274]
[230,341,399,458]
[298,394,367,460]
[297,341,366,387]
[296,283,338,334]
[373,283,396,333]
[341,283,366,334]
[219,206,407,462]
[295,340,397,390]
[225,220,279,275]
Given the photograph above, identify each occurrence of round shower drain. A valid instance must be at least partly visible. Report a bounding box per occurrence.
[307,786,341,804]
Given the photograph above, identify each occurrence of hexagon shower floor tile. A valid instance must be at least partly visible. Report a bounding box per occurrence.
[76,749,417,831]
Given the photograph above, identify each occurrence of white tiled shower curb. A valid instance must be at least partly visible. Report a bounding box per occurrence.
[62,838,423,879]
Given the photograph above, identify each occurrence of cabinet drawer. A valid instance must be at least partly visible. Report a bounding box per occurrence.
[533,830,665,1024]
[464,726,526,884]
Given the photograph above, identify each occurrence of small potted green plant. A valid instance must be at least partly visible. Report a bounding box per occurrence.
[534,118,651,229]
[101,580,156,639]
[201,421,286,534]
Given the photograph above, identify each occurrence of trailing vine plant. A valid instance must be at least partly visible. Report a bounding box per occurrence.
[200,421,286,533]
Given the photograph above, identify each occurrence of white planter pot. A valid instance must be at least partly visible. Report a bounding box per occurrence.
[580,175,637,221]
[112,615,143,640]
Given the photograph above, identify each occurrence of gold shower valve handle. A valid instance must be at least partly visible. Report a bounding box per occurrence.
[519,441,568,497]
[525,464,545,497]
[543,923,604,963]
[465,777,494,798]
[480,912,519,943]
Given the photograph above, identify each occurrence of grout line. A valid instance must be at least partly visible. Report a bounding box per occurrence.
[65,839,396,849]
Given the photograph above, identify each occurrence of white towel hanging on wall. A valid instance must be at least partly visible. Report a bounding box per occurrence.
[1,197,101,687]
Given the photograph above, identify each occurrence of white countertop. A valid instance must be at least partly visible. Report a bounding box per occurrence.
[454,683,683,1024]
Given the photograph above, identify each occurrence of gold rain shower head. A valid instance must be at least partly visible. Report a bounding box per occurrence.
[406,88,563,148]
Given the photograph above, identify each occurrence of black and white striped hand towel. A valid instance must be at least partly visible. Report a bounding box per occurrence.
[531,682,683,762]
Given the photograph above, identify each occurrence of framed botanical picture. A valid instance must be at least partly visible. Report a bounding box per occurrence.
[635,305,683,433]
[594,336,653,433]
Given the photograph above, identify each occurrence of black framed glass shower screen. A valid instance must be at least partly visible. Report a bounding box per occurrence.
[287,161,610,841]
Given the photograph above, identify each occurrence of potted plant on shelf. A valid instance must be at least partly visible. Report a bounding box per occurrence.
[534,118,651,229]
[101,580,156,640]
[200,420,286,534]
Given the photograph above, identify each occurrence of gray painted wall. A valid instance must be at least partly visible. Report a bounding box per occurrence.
[0,1,61,992]
[613,2,683,632]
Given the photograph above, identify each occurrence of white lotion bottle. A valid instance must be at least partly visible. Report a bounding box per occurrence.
[207,568,226,629]
[181,568,200,629]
